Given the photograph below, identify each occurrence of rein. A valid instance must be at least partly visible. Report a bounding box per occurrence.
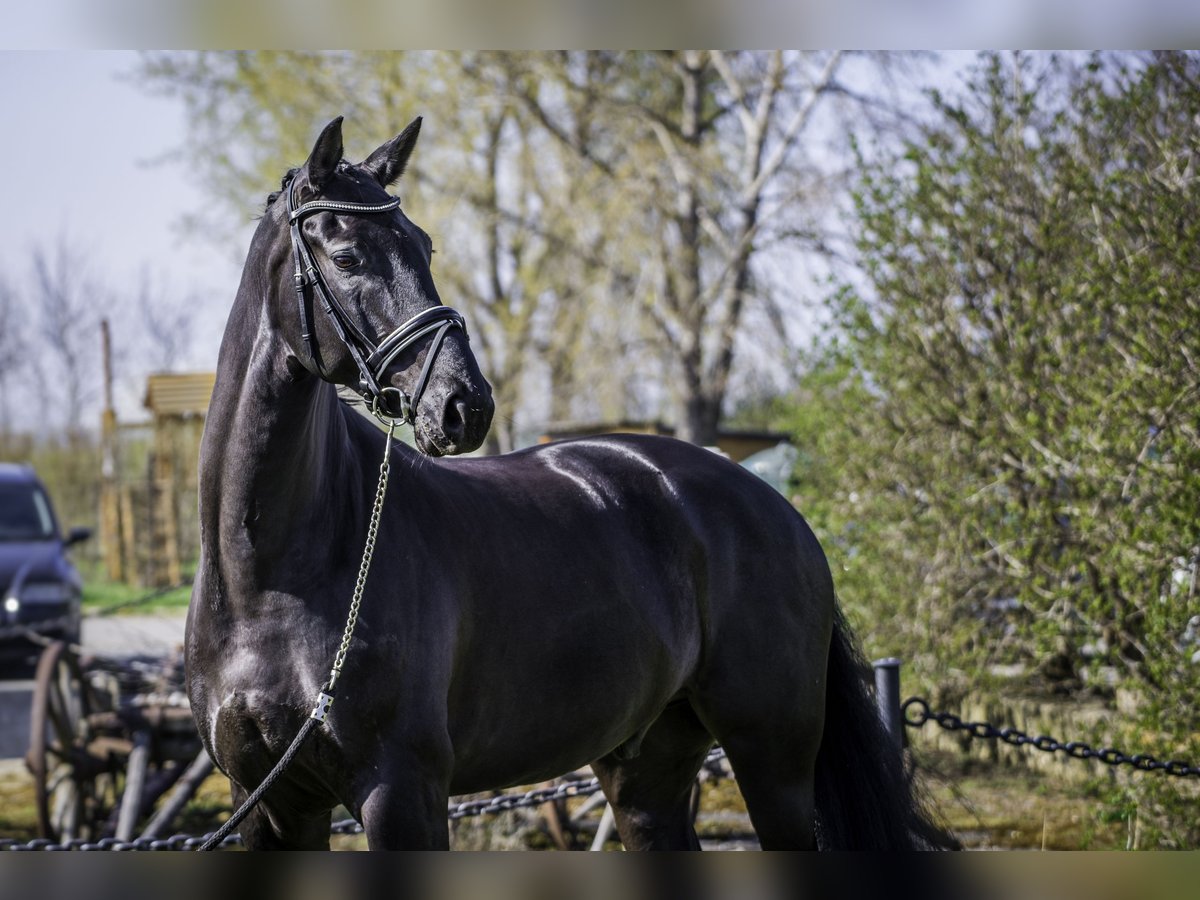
[286,176,466,422]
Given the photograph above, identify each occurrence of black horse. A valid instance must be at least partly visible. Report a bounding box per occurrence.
[187,116,941,850]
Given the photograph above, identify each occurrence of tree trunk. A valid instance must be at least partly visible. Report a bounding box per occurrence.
[677,392,721,447]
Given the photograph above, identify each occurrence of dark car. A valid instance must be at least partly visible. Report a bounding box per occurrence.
[0,463,90,658]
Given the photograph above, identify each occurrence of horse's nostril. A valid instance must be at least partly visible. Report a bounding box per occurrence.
[443,395,469,440]
[438,390,491,453]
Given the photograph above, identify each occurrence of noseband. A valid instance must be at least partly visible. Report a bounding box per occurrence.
[286,178,466,423]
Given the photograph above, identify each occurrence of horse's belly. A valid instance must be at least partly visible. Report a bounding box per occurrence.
[446,698,670,795]
[444,608,699,793]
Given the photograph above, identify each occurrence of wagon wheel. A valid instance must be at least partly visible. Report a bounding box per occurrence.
[25,641,123,842]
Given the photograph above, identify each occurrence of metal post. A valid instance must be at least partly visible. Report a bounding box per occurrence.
[590,803,617,851]
[873,657,904,758]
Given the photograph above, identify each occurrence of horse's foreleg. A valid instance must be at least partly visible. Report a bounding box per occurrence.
[358,753,451,850]
[230,781,332,850]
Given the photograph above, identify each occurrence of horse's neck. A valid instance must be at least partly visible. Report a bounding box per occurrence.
[199,289,363,585]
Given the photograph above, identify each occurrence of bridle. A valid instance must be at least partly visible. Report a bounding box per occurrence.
[286,175,466,424]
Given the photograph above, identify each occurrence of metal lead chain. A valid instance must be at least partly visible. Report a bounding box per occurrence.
[323,417,396,698]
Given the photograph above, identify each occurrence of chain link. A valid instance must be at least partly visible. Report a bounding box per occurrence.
[902,697,1200,778]
[333,747,730,833]
[0,833,242,852]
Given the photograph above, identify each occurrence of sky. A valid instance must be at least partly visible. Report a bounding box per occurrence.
[0,51,248,424]
[1,49,890,435]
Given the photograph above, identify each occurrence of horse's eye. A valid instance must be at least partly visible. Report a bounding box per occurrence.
[332,252,359,270]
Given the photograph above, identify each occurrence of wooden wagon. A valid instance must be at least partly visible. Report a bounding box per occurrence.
[24,640,212,843]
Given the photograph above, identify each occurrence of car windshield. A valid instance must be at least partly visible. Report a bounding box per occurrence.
[0,483,56,541]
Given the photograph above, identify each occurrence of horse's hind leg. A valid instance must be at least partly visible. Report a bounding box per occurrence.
[590,701,714,850]
[691,665,825,849]
[715,732,819,850]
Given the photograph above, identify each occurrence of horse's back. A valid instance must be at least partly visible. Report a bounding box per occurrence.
[442,431,831,606]
[507,432,829,588]
[439,431,834,686]
[522,433,837,691]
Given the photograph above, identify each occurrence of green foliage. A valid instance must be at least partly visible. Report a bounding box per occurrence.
[778,52,1200,845]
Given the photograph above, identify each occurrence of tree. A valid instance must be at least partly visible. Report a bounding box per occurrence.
[134,268,196,374]
[799,51,1200,844]
[0,276,21,432]
[137,51,911,447]
[420,54,629,450]
[485,51,899,445]
[30,238,101,439]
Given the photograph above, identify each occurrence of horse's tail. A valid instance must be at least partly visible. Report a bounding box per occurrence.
[813,603,956,850]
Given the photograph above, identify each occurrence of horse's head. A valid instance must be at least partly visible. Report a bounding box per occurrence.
[269,117,493,456]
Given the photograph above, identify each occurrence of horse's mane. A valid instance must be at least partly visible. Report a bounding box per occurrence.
[264,168,300,208]
[265,161,356,209]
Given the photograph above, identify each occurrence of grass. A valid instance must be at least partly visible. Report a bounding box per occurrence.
[81,579,192,616]
[0,765,40,839]
[0,764,233,843]
[916,747,1129,850]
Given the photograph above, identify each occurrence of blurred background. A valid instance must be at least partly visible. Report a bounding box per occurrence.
[0,50,1198,849]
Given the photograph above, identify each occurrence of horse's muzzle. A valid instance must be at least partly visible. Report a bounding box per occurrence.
[416,384,493,456]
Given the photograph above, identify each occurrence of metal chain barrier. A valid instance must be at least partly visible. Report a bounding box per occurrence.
[902,697,1200,778]
[0,748,730,851]
[0,834,241,852]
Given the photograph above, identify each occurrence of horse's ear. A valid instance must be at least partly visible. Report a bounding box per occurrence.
[361,117,422,188]
[304,117,345,190]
